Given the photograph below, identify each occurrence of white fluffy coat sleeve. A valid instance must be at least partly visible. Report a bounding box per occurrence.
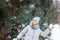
[17,25,29,39]
[40,28,51,37]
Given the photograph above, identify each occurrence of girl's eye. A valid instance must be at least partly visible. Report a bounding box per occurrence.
[35,24,37,25]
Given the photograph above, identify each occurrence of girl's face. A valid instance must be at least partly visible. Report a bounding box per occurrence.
[32,20,37,29]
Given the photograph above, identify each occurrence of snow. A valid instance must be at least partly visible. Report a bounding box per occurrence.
[29,4,35,9]
[51,24,60,40]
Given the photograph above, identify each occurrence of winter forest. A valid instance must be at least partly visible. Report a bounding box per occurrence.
[0,0,60,40]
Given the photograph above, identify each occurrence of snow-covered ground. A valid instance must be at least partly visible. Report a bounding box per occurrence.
[51,24,60,40]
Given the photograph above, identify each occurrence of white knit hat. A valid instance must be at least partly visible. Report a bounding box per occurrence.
[32,17,40,23]
[29,17,40,26]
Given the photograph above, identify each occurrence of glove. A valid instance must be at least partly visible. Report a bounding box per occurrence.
[49,24,54,30]
[13,38,17,40]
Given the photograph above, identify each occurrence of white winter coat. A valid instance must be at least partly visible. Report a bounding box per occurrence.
[17,25,51,40]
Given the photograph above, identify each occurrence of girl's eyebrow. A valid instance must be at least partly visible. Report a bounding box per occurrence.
[35,23,38,25]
